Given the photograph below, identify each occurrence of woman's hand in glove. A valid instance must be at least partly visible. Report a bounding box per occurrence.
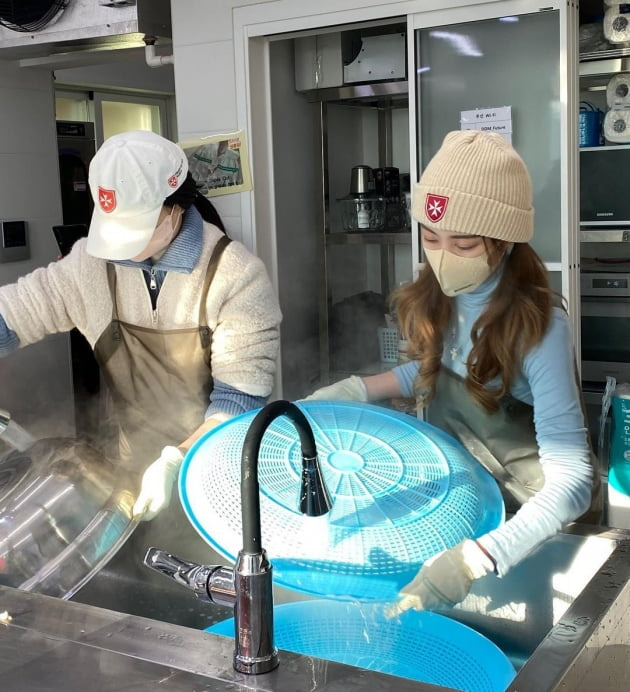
[132,446,184,521]
[387,539,495,616]
[303,375,368,402]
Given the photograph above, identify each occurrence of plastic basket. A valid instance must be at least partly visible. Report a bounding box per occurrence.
[378,326,399,362]
[207,600,516,692]
[180,401,504,602]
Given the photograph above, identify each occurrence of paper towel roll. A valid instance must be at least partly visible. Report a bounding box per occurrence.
[604,109,630,142]
[604,6,630,44]
[607,73,630,108]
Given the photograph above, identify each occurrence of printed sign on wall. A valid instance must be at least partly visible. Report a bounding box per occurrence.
[460,106,512,144]
[178,130,252,197]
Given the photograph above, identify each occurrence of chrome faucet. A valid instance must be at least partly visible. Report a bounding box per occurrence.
[144,400,332,675]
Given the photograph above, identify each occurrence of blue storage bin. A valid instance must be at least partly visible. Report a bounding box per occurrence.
[579,101,603,147]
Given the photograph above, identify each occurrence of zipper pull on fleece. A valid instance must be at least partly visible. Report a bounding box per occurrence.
[149,267,157,291]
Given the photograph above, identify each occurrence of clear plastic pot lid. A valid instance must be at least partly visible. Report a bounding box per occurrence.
[0,438,138,600]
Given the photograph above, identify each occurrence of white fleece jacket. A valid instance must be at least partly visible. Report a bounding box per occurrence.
[0,222,281,398]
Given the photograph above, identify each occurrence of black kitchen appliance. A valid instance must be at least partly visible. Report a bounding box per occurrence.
[56,121,100,440]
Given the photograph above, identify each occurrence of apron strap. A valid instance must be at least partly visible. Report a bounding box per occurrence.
[198,235,232,328]
[106,262,119,318]
[106,262,121,341]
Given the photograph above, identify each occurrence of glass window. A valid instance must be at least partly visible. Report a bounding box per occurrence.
[55,88,170,146]
[100,100,162,141]
[55,93,90,122]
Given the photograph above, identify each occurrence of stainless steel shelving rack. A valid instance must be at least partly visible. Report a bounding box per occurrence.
[303,81,411,382]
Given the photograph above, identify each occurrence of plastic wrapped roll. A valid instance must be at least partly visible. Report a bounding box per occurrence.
[604,109,630,142]
[607,73,630,107]
[608,383,630,529]
[604,6,630,44]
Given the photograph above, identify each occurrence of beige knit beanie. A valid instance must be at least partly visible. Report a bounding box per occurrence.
[412,130,534,243]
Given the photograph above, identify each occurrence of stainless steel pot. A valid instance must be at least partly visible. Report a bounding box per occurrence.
[0,437,138,599]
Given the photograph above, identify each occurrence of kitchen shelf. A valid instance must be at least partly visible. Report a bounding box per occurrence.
[313,74,412,388]
[580,48,630,64]
[304,80,408,105]
[326,231,411,245]
[579,56,630,92]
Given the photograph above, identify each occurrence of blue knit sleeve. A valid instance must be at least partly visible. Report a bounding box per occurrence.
[0,313,20,356]
[206,379,266,418]
[392,360,420,398]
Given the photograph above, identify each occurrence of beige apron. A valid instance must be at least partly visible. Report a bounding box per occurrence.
[425,367,601,521]
[93,235,233,570]
[94,235,231,472]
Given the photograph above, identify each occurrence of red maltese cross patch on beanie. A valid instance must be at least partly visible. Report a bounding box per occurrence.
[425,193,449,222]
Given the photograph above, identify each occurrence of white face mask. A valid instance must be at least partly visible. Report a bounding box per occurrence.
[423,247,493,297]
[131,206,181,262]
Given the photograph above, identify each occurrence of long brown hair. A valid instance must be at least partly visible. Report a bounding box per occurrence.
[391,240,557,412]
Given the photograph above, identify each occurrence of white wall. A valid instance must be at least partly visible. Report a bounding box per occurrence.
[170,1,279,243]
[0,60,75,441]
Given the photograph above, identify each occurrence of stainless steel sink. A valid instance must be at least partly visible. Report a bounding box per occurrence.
[66,497,630,691]
[0,518,626,690]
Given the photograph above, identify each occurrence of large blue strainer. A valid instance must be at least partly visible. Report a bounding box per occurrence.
[207,600,516,692]
[180,401,504,601]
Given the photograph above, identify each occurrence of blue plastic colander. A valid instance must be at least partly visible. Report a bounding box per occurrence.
[180,401,504,601]
[207,600,516,692]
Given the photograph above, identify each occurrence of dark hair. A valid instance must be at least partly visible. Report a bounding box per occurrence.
[165,172,227,234]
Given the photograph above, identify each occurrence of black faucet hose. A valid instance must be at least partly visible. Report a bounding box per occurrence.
[241,400,319,554]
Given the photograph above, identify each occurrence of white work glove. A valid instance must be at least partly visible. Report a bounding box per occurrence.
[304,375,368,402]
[132,446,184,521]
[387,539,495,616]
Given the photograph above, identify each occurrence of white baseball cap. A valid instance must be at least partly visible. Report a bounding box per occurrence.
[86,130,189,260]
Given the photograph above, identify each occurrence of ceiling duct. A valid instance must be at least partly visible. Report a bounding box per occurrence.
[0,0,171,61]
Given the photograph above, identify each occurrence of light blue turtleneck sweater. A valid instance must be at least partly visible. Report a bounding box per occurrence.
[393,267,594,575]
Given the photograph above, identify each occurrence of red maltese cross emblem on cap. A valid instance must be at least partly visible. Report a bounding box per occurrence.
[98,186,116,213]
[425,193,449,222]
[168,175,179,188]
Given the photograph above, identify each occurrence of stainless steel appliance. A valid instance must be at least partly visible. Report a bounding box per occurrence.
[581,271,630,384]
[580,270,630,461]
[337,165,385,232]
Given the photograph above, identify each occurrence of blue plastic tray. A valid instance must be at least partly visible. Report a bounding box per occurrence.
[180,401,504,601]
[207,600,516,692]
